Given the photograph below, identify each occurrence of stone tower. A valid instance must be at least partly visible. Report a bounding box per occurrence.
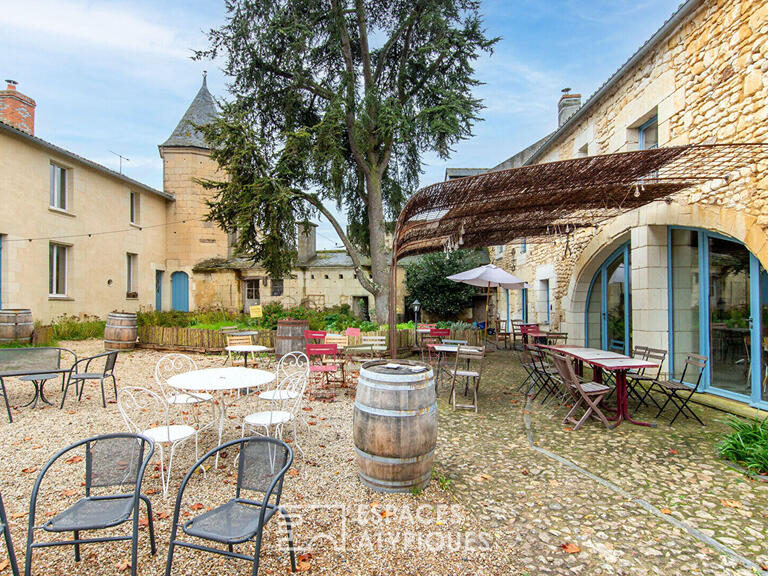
[159,74,229,309]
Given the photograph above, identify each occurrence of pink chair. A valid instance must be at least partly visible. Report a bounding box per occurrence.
[304,330,327,345]
[306,343,345,398]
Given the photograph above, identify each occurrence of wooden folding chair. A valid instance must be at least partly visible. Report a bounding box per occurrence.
[225,334,253,366]
[495,319,512,349]
[447,345,485,412]
[651,353,708,425]
[552,353,613,430]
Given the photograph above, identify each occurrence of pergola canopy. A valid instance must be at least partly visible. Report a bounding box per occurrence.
[393,144,768,259]
[388,143,768,356]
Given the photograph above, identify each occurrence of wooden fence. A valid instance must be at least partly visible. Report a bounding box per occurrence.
[137,325,484,354]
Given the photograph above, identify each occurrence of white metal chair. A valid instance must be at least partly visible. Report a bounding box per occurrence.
[118,386,197,498]
[154,354,216,431]
[242,369,309,457]
[259,352,309,403]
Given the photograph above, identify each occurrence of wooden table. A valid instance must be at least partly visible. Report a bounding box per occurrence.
[544,345,658,427]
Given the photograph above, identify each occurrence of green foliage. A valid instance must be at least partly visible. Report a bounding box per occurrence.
[719,416,768,475]
[195,0,498,311]
[405,250,484,318]
[51,314,105,341]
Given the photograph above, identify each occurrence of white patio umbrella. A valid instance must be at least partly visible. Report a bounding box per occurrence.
[447,264,528,340]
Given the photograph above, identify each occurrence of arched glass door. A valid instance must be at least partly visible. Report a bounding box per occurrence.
[585,243,632,353]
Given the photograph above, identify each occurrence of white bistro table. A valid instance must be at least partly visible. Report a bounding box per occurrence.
[224,344,270,367]
[168,367,275,461]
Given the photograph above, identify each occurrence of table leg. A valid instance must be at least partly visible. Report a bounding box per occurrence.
[215,393,226,467]
[22,381,40,408]
[38,379,54,406]
[611,371,656,428]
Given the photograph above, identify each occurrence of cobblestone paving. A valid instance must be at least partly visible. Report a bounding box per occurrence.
[434,350,768,575]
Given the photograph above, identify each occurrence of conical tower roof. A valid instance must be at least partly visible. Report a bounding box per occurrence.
[161,73,217,149]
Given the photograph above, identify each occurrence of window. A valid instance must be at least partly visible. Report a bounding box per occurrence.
[541,279,551,324]
[521,238,527,253]
[638,116,658,150]
[271,279,284,297]
[126,253,137,296]
[49,163,67,210]
[495,245,505,259]
[129,192,139,224]
[49,243,67,296]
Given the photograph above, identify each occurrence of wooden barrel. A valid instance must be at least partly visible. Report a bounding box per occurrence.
[104,312,138,350]
[353,360,437,493]
[0,309,33,344]
[275,318,309,358]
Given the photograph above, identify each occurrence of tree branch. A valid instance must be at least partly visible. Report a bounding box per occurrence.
[354,0,373,91]
[374,10,418,82]
[247,46,335,101]
[297,191,379,295]
[329,0,371,177]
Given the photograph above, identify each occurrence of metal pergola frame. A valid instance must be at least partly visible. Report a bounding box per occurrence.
[388,143,768,358]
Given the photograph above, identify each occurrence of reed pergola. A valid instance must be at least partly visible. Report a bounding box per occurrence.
[388,143,768,357]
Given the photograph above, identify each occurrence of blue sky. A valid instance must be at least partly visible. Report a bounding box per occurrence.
[2,0,680,249]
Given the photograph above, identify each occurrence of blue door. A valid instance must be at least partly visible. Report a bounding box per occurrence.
[585,243,631,353]
[171,271,189,312]
[155,270,163,311]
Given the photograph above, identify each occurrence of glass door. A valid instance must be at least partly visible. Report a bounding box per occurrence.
[707,236,752,397]
[585,243,631,352]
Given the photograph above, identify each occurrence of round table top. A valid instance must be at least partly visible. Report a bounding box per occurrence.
[231,331,260,336]
[168,367,274,392]
[225,345,269,353]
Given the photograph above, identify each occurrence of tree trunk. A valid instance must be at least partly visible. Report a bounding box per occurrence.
[366,171,391,324]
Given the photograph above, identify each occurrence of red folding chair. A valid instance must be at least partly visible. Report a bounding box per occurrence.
[429,328,451,341]
[304,330,327,345]
[306,343,345,399]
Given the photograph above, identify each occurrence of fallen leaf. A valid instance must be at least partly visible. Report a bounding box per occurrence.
[288,469,299,477]
[9,512,25,519]
[560,543,580,554]
[21,467,36,474]
[0,560,8,571]
[721,499,742,508]
[62,489,78,497]
[116,559,131,572]
[138,518,149,527]
[65,455,83,464]
[156,511,170,520]
[660,508,673,515]
[380,509,394,519]
[669,449,678,455]
[479,473,492,480]
[190,503,205,511]
[296,552,312,572]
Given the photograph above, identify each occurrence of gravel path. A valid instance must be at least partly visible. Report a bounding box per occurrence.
[0,341,518,575]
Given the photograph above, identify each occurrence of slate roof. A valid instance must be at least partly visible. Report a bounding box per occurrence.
[161,75,218,149]
[0,120,173,200]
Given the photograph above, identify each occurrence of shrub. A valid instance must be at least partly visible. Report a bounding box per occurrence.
[51,314,105,340]
[719,416,768,475]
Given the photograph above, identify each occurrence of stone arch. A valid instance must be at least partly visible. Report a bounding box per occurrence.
[562,200,768,343]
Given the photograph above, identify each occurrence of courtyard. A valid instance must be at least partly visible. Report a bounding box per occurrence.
[0,341,765,575]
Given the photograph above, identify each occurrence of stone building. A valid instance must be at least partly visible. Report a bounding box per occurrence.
[0,76,404,322]
[488,0,768,408]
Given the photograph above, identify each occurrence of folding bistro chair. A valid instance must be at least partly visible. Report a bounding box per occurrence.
[515,347,541,396]
[552,353,613,430]
[306,343,345,398]
[225,335,255,366]
[25,433,156,576]
[60,351,118,409]
[447,345,485,412]
[165,437,296,576]
[495,319,511,349]
[0,492,19,576]
[651,353,708,425]
[304,330,326,345]
[525,344,559,402]
[628,347,666,409]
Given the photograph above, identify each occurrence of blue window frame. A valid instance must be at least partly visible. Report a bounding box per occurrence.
[585,242,631,353]
[521,288,528,323]
[668,227,767,407]
[0,234,3,308]
[543,279,551,324]
[521,238,527,253]
[638,116,658,150]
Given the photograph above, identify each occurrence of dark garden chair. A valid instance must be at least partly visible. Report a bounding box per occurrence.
[165,437,296,576]
[552,353,613,430]
[0,492,20,576]
[628,347,666,409]
[25,433,156,576]
[651,353,708,425]
[60,351,118,408]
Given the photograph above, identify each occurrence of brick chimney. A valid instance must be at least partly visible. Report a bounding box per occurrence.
[0,80,36,134]
[558,88,581,128]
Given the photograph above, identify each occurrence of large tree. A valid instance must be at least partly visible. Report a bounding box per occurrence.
[197,0,497,322]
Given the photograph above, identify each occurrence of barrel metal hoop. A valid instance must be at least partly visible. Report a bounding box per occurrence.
[353,401,437,417]
[357,469,432,489]
[357,379,433,391]
[354,446,435,464]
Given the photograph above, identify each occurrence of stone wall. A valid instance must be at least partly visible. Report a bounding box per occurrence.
[503,0,768,331]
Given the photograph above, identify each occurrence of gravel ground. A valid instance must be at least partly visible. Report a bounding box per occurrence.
[0,340,518,575]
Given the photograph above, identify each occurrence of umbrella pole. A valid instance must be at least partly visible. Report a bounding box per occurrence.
[484,281,490,345]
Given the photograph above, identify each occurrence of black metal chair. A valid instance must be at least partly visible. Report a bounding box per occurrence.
[165,437,296,576]
[0,492,20,576]
[60,351,118,408]
[629,347,666,409]
[24,433,156,576]
[652,353,708,425]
